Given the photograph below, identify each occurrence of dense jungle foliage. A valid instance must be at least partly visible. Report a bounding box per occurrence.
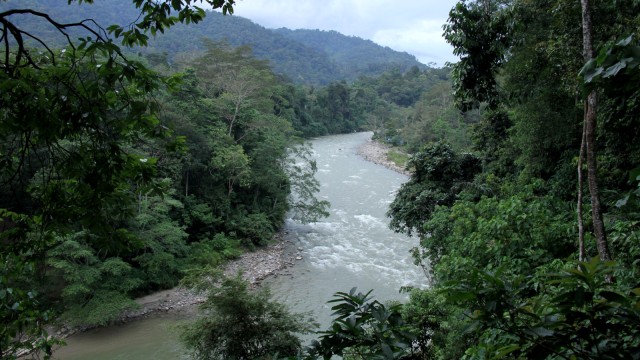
[380,0,640,359]
[1,0,639,359]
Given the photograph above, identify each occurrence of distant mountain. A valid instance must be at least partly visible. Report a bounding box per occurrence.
[2,0,428,85]
[142,11,344,85]
[273,28,426,81]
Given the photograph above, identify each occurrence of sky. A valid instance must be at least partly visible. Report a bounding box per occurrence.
[231,0,460,66]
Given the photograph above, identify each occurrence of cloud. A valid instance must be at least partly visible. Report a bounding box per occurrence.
[372,19,455,65]
[232,0,459,66]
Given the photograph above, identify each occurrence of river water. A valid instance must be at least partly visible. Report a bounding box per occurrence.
[51,132,426,359]
[265,132,425,332]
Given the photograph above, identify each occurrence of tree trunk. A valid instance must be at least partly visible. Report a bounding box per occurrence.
[581,0,611,261]
[585,91,611,260]
[185,169,189,197]
[482,0,491,16]
[578,109,586,262]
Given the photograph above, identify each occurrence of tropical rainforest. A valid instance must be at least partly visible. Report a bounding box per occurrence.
[1,0,639,359]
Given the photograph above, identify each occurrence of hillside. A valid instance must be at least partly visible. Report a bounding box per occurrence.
[1,0,428,85]
[142,11,343,85]
[274,28,426,80]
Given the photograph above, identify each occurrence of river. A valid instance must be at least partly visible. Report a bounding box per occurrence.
[264,132,425,331]
[51,132,426,359]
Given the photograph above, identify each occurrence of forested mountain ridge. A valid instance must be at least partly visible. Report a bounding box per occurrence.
[1,0,427,85]
[274,28,427,81]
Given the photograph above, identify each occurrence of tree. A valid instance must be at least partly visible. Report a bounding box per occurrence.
[580,0,611,261]
[443,0,511,111]
[155,37,331,249]
[181,274,314,360]
[285,144,330,224]
[192,42,275,140]
[1,254,62,358]
[47,234,143,326]
[398,1,640,357]
[445,258,640,359]
[388,142,480,238]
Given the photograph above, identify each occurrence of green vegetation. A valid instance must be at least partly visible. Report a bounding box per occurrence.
[389,142,480,238]
[380,0,640,359]
[386,150,410,169]
[308,288,414,359]
[273,28,425,82]
[303,0,640,356]
[2,0,450,357]
[0,0,330,357]
[180,273,315,360]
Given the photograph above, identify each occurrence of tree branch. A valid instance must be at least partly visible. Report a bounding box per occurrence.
[0,8,111,73]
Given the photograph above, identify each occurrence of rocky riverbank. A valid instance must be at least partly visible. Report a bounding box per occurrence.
[52,234,301,339]
[126,235,301,318]
[356,137,411,176]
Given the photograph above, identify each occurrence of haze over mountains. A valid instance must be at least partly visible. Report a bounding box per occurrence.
[4,0,429,85]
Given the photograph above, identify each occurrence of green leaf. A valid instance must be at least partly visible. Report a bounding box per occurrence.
[381,342,394,359]
[494,344,520,358]
[603,60,628,78]
[617,35,634,47]
[583,64,604,83]
[599,291,627,304]
[616,195,630,208]
[525,327,554,337]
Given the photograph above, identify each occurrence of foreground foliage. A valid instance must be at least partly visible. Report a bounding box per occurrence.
[2,0,638,358]
[308,288,414,360]
[181,274,315,360]
[445,258,640,359]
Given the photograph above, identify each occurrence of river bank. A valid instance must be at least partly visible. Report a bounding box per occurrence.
[121,136,408,320]
[51,234,303,339]
[46,132,424,360]
[356,137,411,176]
[125,235,302,317]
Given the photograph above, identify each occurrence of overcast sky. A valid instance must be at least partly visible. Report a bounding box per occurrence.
[231,0,460,66]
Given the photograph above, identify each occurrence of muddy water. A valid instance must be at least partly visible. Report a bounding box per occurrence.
[51,310,192,359]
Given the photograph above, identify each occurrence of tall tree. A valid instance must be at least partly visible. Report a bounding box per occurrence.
[443,0,511,111]
[180,275,314,360]
[580,0,611,261]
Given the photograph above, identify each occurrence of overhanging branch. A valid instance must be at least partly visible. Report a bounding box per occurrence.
[0,8,111,74]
